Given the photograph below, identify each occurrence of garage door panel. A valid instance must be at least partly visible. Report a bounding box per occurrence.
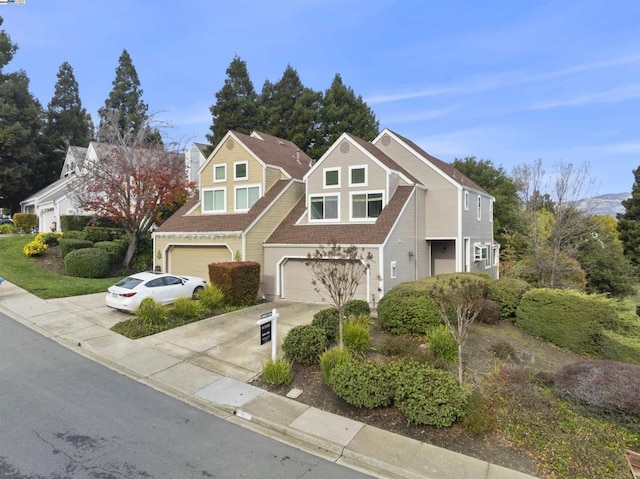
[169,246,232,281]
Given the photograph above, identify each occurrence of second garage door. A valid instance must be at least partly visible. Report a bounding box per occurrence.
[168,245,232,281]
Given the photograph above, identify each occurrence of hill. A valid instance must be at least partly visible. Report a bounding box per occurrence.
[576,192,630,217]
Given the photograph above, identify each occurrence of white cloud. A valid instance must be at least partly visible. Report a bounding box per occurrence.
[529,84,640,110]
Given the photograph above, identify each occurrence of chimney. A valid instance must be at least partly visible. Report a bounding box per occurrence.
[296,149,301,163]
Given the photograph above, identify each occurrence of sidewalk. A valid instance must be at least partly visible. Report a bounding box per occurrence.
[0,281,538,479]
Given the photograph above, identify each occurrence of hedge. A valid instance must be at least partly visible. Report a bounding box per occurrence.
[64,248,111,278]
[60,238,94,258]
[487,277,531,320]
[208,261,260,306]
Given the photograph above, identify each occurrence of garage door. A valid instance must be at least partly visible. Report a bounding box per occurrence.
[168,245,232,281]
[281,258,368,303]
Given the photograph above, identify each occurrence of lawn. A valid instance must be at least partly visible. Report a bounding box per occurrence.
[0,235,123,299]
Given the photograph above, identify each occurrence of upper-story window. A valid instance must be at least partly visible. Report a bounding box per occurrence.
[489,199,493,222]
[214,164,226,182]
[235,185,260,211]
[324,168,340,188]
[476,195,482,221]
[349,165,367,186]
[310,195,339,221]
[202,187,226,213]
[352,192,383,219]
[234,161,248,181]
[464,190,469,211]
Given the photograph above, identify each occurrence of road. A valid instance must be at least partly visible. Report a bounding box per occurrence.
[0,312,372,479]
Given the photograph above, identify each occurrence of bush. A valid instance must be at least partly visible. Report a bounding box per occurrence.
[393,361,468,427]
[198,283,225,311]
[515,289,618,356]
[23,236,47,256]
[0,223,14,234]
[379,336,423,358]
[343,317,371,356]
[83,226,124,243]
[170,297,208,322]
[598,330,640,364]
[490,341,516,360]
[64,248,111,278]
[330,359,395,408]
[463,390,496,435]
[262,358,292,386]
[378,290,440,335]
[282,324,328,365]
[427,325,457,368]
[345,299,371,318]
[487,277,531,320]
[134,298,169,329]
[60,238,93,258]
[475,298,501,324]
[12,213,37,233]
[94,241,125,264]
[319,347,352,385]
[60,214,92,232]
[61,230,85,240]
[36,232,63,246]
[311,308,339,343]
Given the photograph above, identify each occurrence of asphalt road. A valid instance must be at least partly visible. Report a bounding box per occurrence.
[0,312,372,479]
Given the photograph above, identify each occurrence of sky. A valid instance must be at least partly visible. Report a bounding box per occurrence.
[1,0,639,196]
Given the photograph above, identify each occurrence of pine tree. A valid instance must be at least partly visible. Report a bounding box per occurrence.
[0,16,44,212]
[206,55,258,152]
[617,166,640,268]
[41,61,93,182]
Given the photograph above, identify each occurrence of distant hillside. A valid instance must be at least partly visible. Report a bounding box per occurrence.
[575,193,630,217]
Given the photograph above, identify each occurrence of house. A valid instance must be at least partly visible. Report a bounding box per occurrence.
[152,130,312,296]
[154,128,497,305]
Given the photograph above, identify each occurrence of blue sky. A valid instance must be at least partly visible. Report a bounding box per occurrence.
[2,0,639,195]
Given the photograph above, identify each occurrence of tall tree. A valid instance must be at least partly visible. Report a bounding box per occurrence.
[41,61,93,183]
[97,49,158,145]
[0,16,43,212]
[617,166,640,269]
[206,55,258,153]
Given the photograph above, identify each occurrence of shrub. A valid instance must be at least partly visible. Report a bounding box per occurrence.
[282,324,328,365]
[463,390,496,435]
[94,241,125,264]
[598,330,640,364]
[378,290,440,335]
[262,358,292,386]
[475,298,501,324]
[23,237,47,256]
[12,213,37,233]
[345,299,371,318]
[198,283,225,311]
[134,298,169,329]
[61,230,85,240]
[427,325,457,368]
[60,238,93,258]
[170,297,208,322]
[64,248,110,278]
[490,341,516,360]
[343,317,371,356]
[487,277,531,320]
[379,336,422,358]
[60,214,92,232]
[393,361,468,427]
[83,226,124,243]
[330,359,394,408]
[311,308,339,343]
[319,347,352,385]
[36,232,63,246]
[516,289,618,356]
[208,261,260,306]
[0,223,14,234]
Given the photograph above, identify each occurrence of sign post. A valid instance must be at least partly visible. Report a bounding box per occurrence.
[257,308,278,362]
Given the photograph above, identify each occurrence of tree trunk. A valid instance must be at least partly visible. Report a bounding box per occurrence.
[458,344,463,385]
[123,234,139,269]
[338,310,345,348]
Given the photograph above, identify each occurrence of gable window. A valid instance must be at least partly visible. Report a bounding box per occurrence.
[324,168,340,188]
[235,185,260,211]
[310,195,338,220]
[352,192,383,219]
[203,188,225,213]
[234,161,248,181]
[464,191,469,211]
[349,165,367,186]
[476,195,481,221]
[214,164,226,182]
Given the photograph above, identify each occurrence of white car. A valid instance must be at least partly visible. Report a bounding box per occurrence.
[106,272,207,312]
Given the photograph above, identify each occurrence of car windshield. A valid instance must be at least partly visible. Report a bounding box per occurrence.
[114,277,144,289]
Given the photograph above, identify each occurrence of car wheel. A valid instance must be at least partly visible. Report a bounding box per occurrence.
[139,298,154,309]
[192,286,204,299]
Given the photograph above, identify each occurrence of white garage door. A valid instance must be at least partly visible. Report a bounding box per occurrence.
[168,245,232,281]
[281,258,368,303]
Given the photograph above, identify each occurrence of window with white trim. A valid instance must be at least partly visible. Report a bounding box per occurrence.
[485,243,491,268]
[203,188,226,213]
[352,192,383,219]
[476,195,482,221]
[390,261,397,279]
[489,199,493,222]
[235,185,260,211]
[214,164,226,182]
[349,165,367,186]
[234,161,248,180]
[492,245,500,266]
[323,168,340,188]
[474,243,488,262]
[464,191,469,210]
[310,195,339,220]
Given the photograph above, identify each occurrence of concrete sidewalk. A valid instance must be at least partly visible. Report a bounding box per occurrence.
[0,281,538,479]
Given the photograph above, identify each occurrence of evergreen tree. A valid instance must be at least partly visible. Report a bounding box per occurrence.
[617,166,640,268]
[206,55,258,152]
[41,61,93,182]
[0,16,44,212]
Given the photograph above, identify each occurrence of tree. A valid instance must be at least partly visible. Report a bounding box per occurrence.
[71,115,193,268]
[206,55,258,153]
[430,276,486,385]
[41,61,93,183]
[97,49,159,145]
[0,16,43,212]
[305,243,374,347]
[617,166,640,269]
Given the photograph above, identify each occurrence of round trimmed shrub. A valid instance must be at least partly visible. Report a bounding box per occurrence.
[378,291,440,335]
[311,308,339,343]
[343,317,371,356]
[330,359,394,408]
[64,248,110,278]
[282,324,328,365]
[94,240,125,264]
[487,277,530,320]
[345,299,371,318]
[60,238,93,258]
[319,347,351,385]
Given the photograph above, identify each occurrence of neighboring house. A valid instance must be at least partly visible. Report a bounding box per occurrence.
[185,142,208,187]
[153,130,312,296]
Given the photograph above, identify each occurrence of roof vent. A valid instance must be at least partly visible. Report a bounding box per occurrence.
[340,141,350,153]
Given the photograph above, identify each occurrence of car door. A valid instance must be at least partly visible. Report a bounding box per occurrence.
[144,277,167,303]
[161,275,186,303]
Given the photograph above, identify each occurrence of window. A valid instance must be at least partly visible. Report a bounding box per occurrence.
[310,195,338,220]
[489,199,493,222]
[214,164,226,182]
[390,261,397,279]
[235,185,260,211]
[492,245,500,267]
[476,195,482,221]
[202,188,225,213]
[234,161,248,180]
[474,243,488,262]
[464,191,469,211]
[352,192,383,219]
[349,165,367,186]
[324,168,340,188]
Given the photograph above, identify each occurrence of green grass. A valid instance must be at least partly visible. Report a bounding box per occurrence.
[0,235,124,299]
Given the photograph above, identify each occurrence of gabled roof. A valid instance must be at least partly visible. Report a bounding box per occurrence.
[21,176,73,205]
[381,129,487,194]
[155,179,293,234]
[265,185,415,245]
